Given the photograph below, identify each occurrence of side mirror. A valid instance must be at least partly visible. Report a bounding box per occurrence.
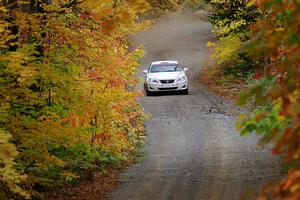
[143,70,148,74]
[184,68,188,72]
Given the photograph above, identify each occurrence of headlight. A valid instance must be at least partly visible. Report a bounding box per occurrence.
[148,78,159,83]
[177,76,186,82]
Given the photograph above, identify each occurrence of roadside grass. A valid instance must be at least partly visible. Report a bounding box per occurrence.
[199,60,248,102]
[134,142,149,164]
[42,104,150,200]
[43,143,147,200]
[43,169,120,200]
[280,159,300,173]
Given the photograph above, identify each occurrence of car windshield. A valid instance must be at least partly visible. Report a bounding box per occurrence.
[150,64,182,73]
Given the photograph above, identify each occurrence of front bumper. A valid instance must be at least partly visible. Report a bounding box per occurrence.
[145,81,188,92]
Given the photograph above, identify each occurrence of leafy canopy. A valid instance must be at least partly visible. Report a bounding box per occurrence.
[0,0,149,199]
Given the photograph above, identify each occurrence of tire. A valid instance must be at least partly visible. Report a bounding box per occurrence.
[182,88,189,95]
[144,84,153,96]
[146,90,153,96]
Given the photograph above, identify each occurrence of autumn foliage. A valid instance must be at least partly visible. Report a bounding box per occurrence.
[0,0,149,199]
[207,0,300,199]
[243,0,300,199]
[206,0,259,79]
[146,0,185,13]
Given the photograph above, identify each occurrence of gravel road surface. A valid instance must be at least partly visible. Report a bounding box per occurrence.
[107,12,280,200]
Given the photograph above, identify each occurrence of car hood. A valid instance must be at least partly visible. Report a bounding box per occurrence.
[149,72,184,80]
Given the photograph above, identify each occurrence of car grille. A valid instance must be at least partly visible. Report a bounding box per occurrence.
[158,87,178,91]
[160,80,175,84]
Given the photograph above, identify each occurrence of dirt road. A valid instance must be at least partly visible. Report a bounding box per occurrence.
[107,13,280,200]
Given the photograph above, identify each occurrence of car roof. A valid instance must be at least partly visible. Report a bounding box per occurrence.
[151,60,178,65]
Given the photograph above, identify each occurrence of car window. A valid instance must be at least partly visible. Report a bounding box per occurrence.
[150,64,182,73]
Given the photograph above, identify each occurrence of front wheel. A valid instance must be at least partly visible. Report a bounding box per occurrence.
[182,88,189,95]
[144,84,153,96]
[146,90,153,96]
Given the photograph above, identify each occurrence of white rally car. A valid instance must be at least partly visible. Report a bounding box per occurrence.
[143,60,189,96]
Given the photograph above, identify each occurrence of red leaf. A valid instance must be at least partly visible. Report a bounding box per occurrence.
[95,134,111,140]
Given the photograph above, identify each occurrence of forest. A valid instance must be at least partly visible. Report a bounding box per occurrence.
[1,0,300,199]
[206,0,300,199]
[0,0,150,199]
